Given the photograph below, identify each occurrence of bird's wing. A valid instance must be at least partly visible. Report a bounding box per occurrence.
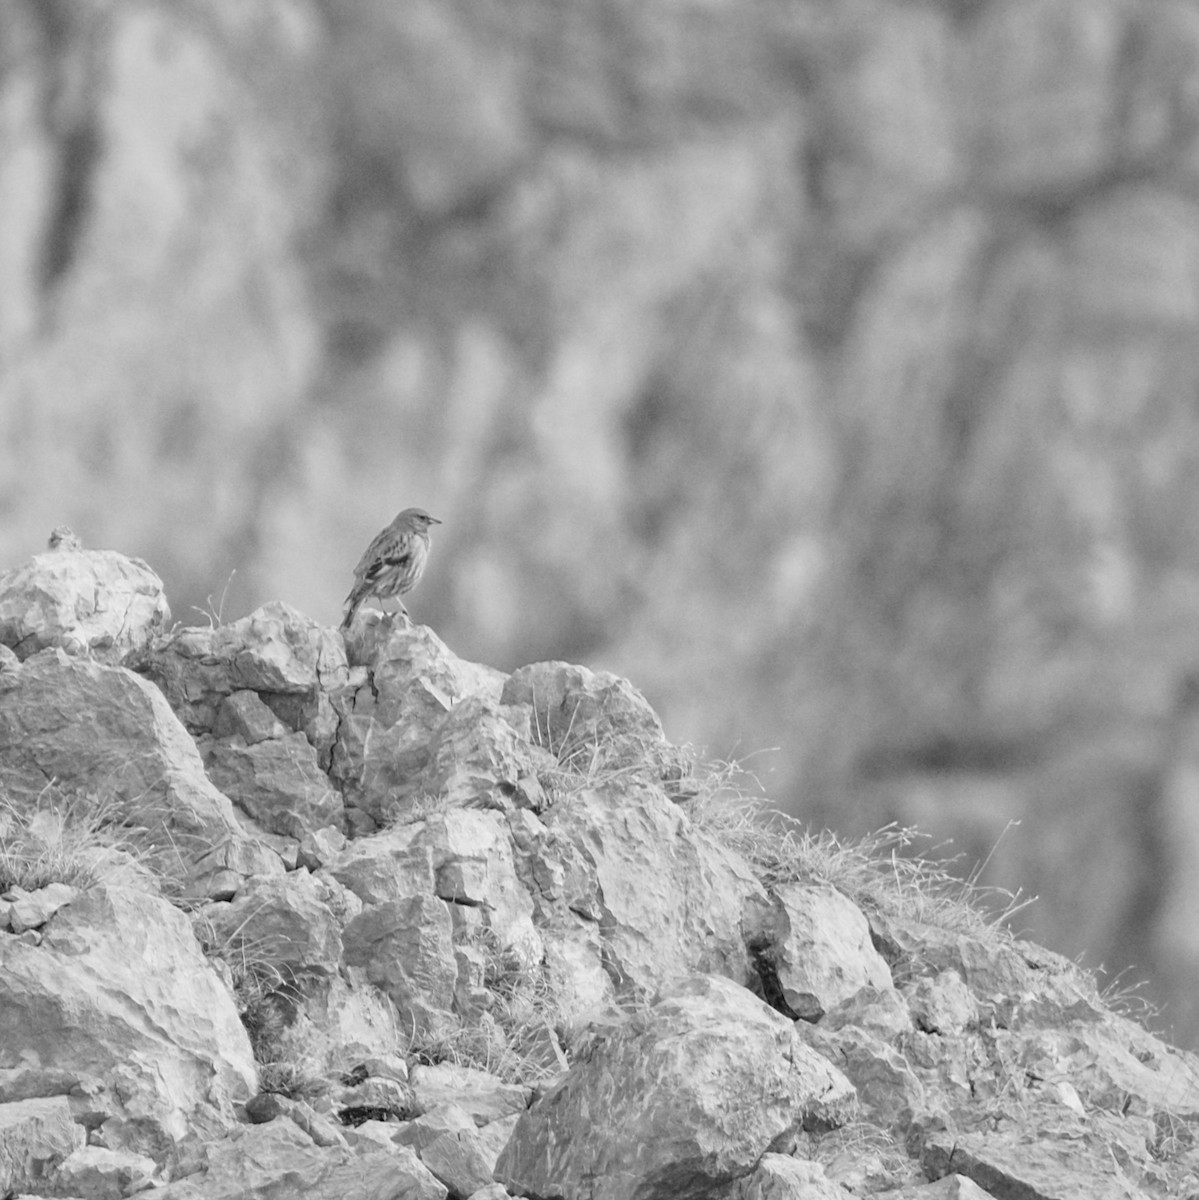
[354,528,414,586]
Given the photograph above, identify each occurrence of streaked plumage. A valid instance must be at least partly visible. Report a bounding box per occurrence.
[340,507,441,631]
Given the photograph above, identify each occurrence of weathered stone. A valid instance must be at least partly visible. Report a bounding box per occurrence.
[538,783,767,996]
[4,882,77,933]
[0,885,255,1164]
[202,871,345,982]
[0,650,248,891]
[297,824,347,870]
[823,986,914,1039]
[754,882,893,1021]
[0,1096,85,1196]
[495,975,856,1200]
[342,894,458,1033]
[501,660,670,776]
[137,602,349,758]
[211,690,289,742]
[410,1064,531,1127]
[50,1143,158,1199]
[394,1102,478,1153]
[730,1154,851,1200]
[420,1123,497,1198]
[337,1074,415,1121]
[322,822,436,905]
[907,969,978,1035]
[156,1118,448,1200]
[0,544,169,664]
[201,730,343,839]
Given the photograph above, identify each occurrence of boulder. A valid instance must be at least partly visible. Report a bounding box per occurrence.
[495,975,856,1200]
[0,884,255,1164]
[0,649,262,895]
[0,537,169,664]
[0,1096,85,1196]
[410,1063,531,1127]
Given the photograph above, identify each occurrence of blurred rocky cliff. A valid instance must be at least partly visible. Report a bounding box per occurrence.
[4,0,1199,1043]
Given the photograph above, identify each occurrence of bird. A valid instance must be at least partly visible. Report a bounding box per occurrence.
[340,507,441,631]
[47,525,82,551]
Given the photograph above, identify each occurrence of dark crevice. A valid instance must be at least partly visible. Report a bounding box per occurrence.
[748,941,802,1021]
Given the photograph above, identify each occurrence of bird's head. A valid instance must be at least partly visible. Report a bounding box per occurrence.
[399,507,442,531]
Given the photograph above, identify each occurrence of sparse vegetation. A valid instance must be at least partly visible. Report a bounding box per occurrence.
[0,785,160,894]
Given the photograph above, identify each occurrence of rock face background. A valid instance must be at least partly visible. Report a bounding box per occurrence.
[4,0,1199,1045]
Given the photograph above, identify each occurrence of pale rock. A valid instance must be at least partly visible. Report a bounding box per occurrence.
[419,693,540,809]
[322,821,436,905]
[297,824,347,870]
[211,689,289,742]
[5,882,77,933]
[202,871,345,981]
[474,1111,520,1172]
[420,1122,497,1197]
[156,1118,448,1199]
[0,1096,85,1196]
[755,882,893,1021]
[539,782,768,995]
[201,728,343,838]
[823,986,914,1039]
[466,1186,512,1200]
[394,1102,478,1152]
[137,602,349,760]
[410,1064,531,1127]
[356,1053,409,1085]
[0,884,255,1164]
[731,1154,852,1200]
[539,918,616,1026]
[50,1143,158,1199]
[0,544,169,664]
[797,1023,926,1132]
[336,1075,415,1122]
[342,894,458,1033]
[495,975,856,1200]
[0,650,252,894]
[186,829,285,902]
[501,660,672,777]
[907,969,978,1034]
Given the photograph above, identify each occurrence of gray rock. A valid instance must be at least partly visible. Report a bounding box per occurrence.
[754,882,893,1021]
[495,975,856,1200]
[419,1123,497,1197]
[50,1143,159,1199]
[4,881,77,932]
[0,1096,85,1196]
[730,1154,853,1200]
[410,1064,531,1127]
[0,544,169,664]
[202,729,343,839]
[0,884,255,1164]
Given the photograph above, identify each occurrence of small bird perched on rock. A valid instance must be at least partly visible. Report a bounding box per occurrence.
[341,507,441,631]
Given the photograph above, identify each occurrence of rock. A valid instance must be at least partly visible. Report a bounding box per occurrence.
[211,689,290,742]
[535,782,768,996]
[410,1064,532,1127]
[137,601,349,760]
[343,894,458,1034]
[494,975,856,1200]
[201,730,344,839]
[394,1103,478,1152]
[4,881,77,933]
[0,649,259,897]
[0,884,255,1164]
[730,1154,852,1200]
[0,542,169,663]
[501,660,672,779]
[201,871,346,982]
[322,821,437,906]
[419,1122,497,1197]
[907,969,978,1034]
[336,1075,415,1123]
[465,1187,512,1200]
[297,824,347,870]
[156,1118,448,1199]
[822,986,914,1039]
[0,1096,85,1196]
[752,882,893,1021]
[50,1143,159,1199]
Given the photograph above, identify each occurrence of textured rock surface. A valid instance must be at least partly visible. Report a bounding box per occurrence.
[495,974,857,1200]
[0,542,170,664]
[0,1096,85,1196]
[0,885,255,1164]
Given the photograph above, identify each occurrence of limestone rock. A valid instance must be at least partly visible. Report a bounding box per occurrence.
[753,882,894,1021]
[201,729,343,839]
[0,1095,85,1196]
[495,974,856,1200]
[536,782,768,996]
[156,1118,448,1200]
[0,884,255,1164]
[418,1122,497,1197]
[3,882,77,933]
[410,1064,531,1127]
[730,1154,852,1200]
[50,1143,159,1199]
[0,542,169,664]
[0,649,256,896]
[137,601,349,761]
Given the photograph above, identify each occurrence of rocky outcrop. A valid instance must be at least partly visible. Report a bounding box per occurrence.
[0,546,1197,1198]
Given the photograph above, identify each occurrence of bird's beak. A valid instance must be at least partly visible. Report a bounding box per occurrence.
[429,516,443,524]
